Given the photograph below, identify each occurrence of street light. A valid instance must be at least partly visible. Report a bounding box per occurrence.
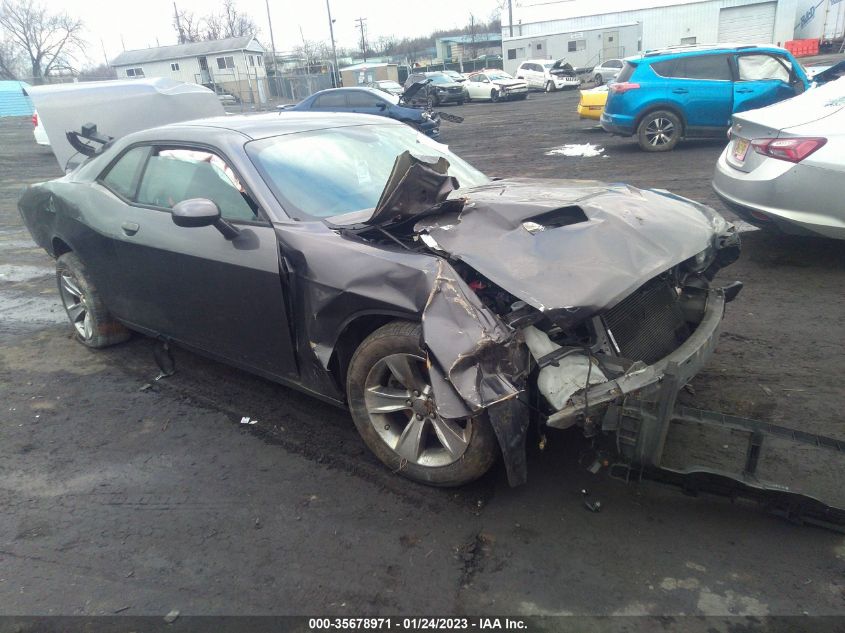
[326,0,340,87]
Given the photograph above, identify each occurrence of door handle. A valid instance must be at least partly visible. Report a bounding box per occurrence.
[736,88,754,93]
[672,88,688,94]
[121,221,140,236]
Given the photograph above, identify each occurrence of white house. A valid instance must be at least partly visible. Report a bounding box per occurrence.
[111,35,268,104]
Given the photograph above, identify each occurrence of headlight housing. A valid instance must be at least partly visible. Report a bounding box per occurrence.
[684,246,716,273]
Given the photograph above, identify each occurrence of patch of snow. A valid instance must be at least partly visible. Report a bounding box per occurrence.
[545,143,605,157]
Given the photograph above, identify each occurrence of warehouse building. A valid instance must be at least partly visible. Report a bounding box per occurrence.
[502,0,800,73]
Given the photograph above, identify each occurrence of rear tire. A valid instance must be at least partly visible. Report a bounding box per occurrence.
[56,252,130,349]
[346,320,498,487]
[637,110,682,152]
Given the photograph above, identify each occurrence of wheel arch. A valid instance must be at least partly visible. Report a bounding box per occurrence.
[328,311,420,397]
[634,103,687,137]
[51,236,73,258]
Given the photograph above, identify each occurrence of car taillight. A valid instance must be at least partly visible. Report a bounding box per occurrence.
[609,82,640,94]
[32,112,38,128]
[751,137,827,163]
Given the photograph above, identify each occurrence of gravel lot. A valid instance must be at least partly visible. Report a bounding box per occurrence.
[1,89,844,621]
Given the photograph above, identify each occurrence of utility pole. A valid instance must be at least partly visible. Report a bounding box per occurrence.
[355,17,367,62]
[508,0,513,37]
[100,38,110,68]
[173,1,184,44]
[265,0,279,96]
[326,0,340,87]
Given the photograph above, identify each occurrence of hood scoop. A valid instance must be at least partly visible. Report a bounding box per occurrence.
[522,206,588,234]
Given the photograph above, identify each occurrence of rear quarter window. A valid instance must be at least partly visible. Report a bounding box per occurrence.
[617,62,636,82]
[100,146,150,200]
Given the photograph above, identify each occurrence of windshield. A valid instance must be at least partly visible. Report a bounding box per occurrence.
[543,63,555,69]
[429,74,453,84]
[246,124,489,220]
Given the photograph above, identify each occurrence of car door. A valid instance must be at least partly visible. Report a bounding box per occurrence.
[466,73,489,99]
[653,54,733,132]
[732,52,798,114]
[309,91,349,111]
[515,63,531,86]
[346,89,390,117]
[102,144,297,379]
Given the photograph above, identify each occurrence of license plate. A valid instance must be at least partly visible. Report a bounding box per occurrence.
[733,138,750,161]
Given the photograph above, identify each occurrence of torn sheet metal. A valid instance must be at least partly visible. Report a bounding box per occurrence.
[421,259,525,418]
[366,151,457,227]
[416,178,730,326]
[25,78,224,170]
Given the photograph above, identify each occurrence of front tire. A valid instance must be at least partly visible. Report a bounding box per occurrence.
[545,80,555,93]
[346,321,498,487]
[426,94,437,109]
[490,89,500,103]
[594,74,603,86]
[637,110,682,152]
[56,252,130,348]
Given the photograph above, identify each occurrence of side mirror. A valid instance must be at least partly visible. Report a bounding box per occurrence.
[172,198,220,227]
[172,198,240,240]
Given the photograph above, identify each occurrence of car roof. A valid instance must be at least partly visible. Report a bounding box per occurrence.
[135,111,404,142]
[636,43,789,62]
[521,59,554,64]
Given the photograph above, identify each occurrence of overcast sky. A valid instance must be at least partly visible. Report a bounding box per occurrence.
[44,0,502,66]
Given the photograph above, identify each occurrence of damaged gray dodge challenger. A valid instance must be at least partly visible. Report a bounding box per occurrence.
[19,112,741,487]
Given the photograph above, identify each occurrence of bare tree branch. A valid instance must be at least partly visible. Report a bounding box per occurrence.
[0,0,84,83]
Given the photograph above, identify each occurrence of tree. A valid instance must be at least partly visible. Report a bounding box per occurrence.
[0,33,22,78]
[173,9,201,43]
[219,0,257,38]
[0,0,84,83]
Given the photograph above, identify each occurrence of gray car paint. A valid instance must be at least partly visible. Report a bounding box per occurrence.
[19,112,738,485]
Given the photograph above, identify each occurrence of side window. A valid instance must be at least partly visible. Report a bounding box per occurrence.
[679,55,732,80]
[651,59,677,77]
[100,146,150,199]
[737,54,790,82]
[314,92,347,107]
[477,74,488,82]
[347,91,383,107]
[136,148,257,222]
[609,60,623,68]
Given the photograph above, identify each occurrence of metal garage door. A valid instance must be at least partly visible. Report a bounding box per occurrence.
[718,2,777,45]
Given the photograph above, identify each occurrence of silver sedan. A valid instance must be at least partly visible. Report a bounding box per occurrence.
[712,77,845,239]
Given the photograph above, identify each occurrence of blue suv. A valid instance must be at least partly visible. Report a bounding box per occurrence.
[601,45,810,151]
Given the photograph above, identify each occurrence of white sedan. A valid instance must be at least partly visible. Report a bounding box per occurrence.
[464,71,528,102]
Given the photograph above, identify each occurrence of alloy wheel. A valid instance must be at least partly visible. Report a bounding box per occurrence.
[59,271,93,340]
[363,352,472,467]
[644,117,676,147]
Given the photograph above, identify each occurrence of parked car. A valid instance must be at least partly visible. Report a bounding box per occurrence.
[592,59,624,85]
[366,80,404,96]
[464,70,528,102]
[601,45,811,152]
[442,70,468,84]
[18,111,740,487]
[577,85,608,120]
[712,77,844,239]
[283,87,440,138]
[32,110,49,146]
[515,59,580,91]
[403,72,465,107]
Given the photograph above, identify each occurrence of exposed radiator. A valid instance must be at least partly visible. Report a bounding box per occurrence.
[602,278,690,365]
